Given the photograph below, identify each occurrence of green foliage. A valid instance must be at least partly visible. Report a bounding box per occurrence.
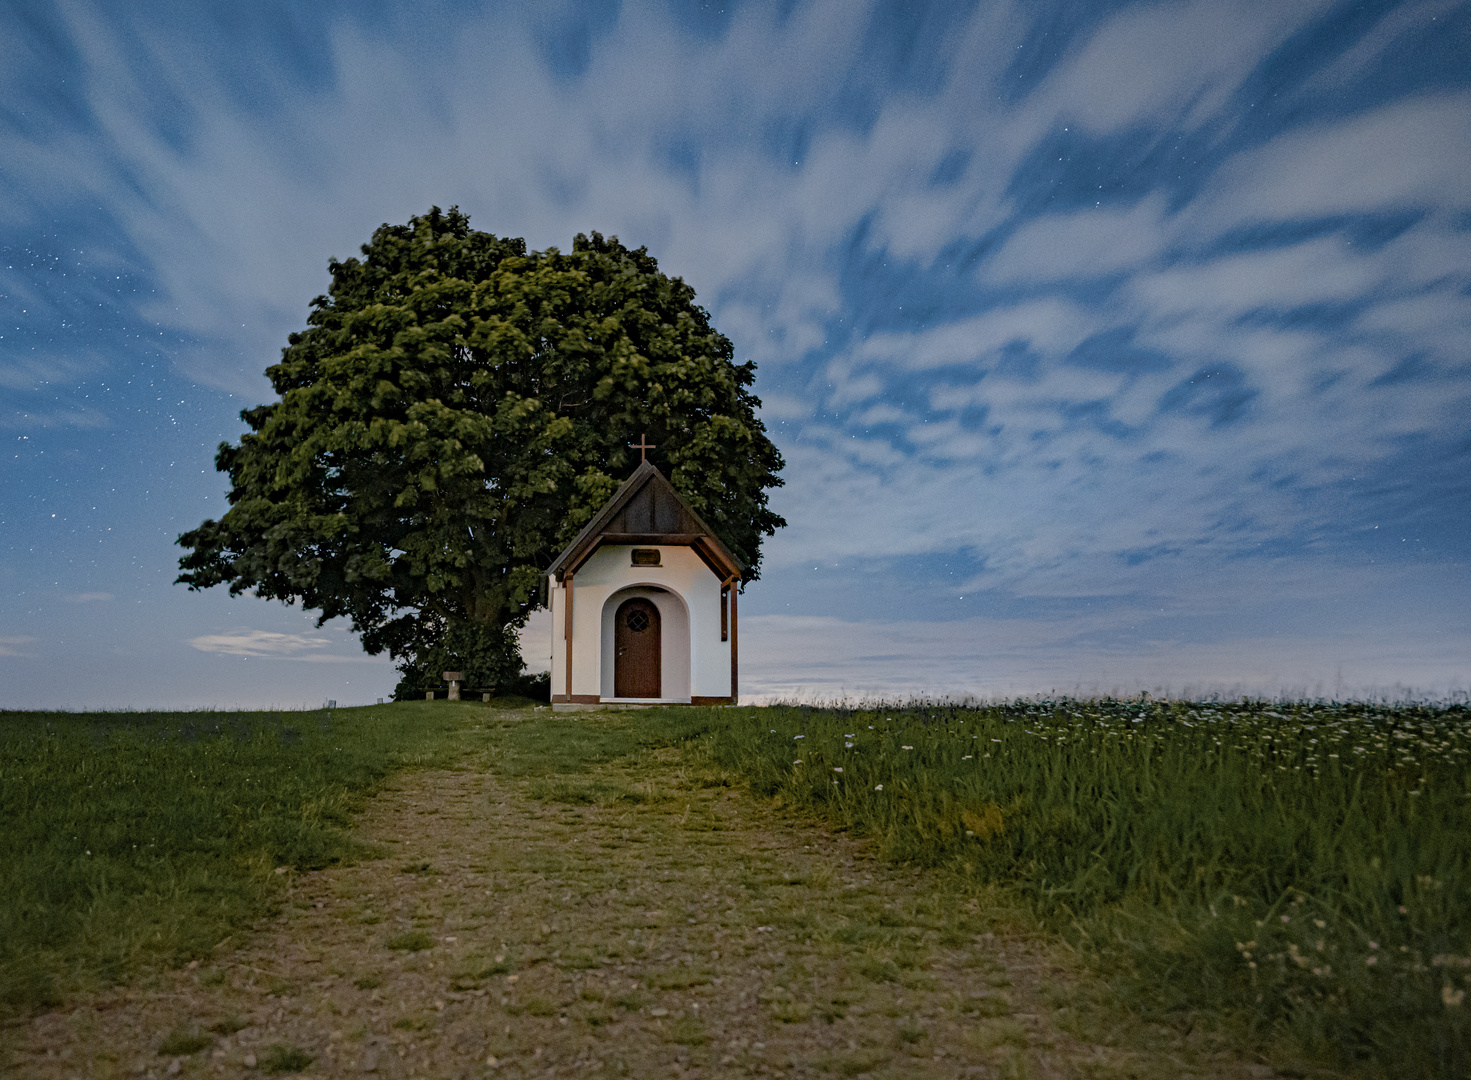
[176,207,784,691]
[507,670,552,702]
[0,702,467,1016]
[392,620,523,701]
[704,698,1471,1078]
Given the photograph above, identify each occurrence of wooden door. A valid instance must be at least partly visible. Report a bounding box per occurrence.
[614,598,661,698]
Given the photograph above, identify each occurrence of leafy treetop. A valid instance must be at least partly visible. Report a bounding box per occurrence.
[178,207,784,690]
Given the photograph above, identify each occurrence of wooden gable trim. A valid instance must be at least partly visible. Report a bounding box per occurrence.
[548,463,659,578]
[690,536,739,581]
[547,461,744,582]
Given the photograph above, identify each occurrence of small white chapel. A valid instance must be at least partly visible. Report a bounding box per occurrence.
[547,458,742,711]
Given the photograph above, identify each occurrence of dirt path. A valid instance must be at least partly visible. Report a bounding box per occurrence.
[11,714,1268,1079]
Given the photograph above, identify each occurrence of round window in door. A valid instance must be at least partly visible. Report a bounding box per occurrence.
[614,598,662,698]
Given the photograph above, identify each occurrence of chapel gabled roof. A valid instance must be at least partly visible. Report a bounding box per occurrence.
[546,460,744,581]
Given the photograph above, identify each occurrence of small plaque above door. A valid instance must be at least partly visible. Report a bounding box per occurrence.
[631,548,661,566]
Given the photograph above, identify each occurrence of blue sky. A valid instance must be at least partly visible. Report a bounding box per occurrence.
[2,0,1468,707]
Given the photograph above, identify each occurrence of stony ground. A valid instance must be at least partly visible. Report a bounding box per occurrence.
[8,710,1275,1079]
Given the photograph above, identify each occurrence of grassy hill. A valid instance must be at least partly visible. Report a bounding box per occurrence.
[3,697,1467,1076]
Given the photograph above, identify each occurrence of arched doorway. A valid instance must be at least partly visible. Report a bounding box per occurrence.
[614,597,661,698]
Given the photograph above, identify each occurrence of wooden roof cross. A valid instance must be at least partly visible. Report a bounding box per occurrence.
[631,433,656,462]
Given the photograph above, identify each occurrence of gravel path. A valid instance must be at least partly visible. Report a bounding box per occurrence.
[10,714,1269,1079]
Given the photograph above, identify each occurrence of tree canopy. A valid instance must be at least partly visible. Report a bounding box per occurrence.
[177,207,785,695]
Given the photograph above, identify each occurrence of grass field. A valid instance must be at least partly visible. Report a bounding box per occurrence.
[3,696,1466,1077]
[0,703,484,1014]
[704,698,1471,1077]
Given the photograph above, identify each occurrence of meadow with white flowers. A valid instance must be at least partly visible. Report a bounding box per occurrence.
[708,697,1471,1077]
[6,696,1465,1075]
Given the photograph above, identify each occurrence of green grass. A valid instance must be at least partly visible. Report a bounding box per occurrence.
[11,693,1466,1076]
[259,1043,313,1073]
[666,1015,709,1045]
[0,701,473,1014]
[488,711,710,777]
[0,699,713,1012]
[158,1025,212,1055]
[386,930,436,952]
[700,698,1471,1078]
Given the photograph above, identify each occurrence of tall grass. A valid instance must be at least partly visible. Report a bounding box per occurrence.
[8,694,1466,1075]
[705,698,1471,1077]
[0,703,468,1014]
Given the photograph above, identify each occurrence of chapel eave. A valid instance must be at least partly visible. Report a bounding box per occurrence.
[546,460,744,582]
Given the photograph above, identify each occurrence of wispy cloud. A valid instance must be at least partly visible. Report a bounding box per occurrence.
[2,0,1467,701]
[1202,92,1471,226]
[1016,0,1335,138]
[0,407,110,430]
[0,636,36,657]
[189,630,331,658]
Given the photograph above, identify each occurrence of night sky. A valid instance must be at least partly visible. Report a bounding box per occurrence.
[3,0,1468,708]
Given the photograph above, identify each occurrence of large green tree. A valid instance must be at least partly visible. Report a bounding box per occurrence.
[178,208,785,696]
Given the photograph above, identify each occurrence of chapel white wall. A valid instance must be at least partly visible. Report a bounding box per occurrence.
[548,544,731,701]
